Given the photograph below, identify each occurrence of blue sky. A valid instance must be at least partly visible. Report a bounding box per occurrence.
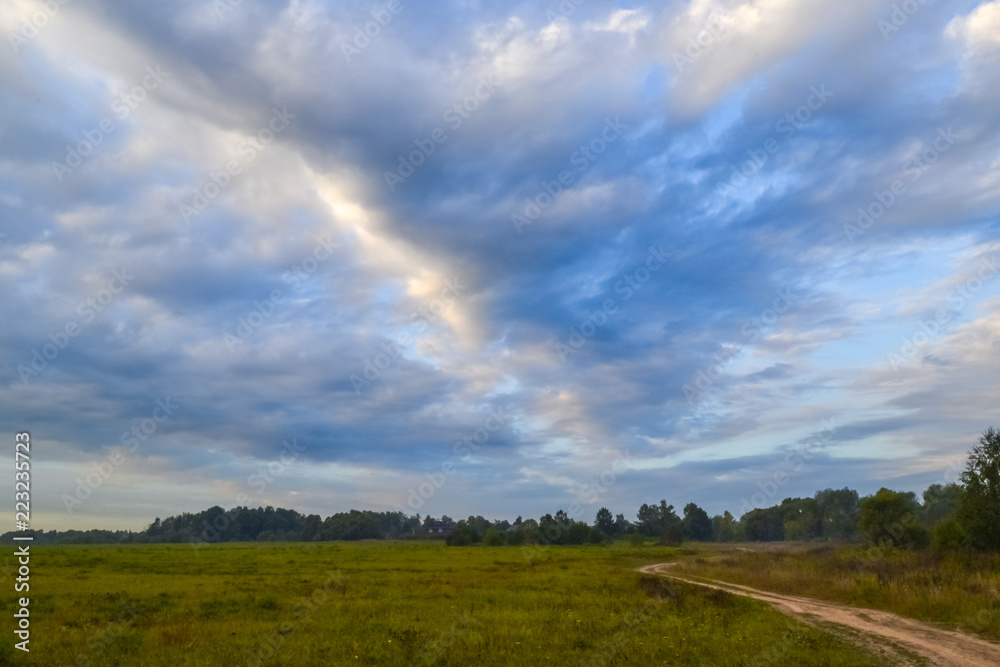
[2,0,999,530]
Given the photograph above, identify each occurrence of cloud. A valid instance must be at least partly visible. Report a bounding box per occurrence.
[1,0,997,529]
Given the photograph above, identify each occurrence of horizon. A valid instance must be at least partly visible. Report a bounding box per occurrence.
[3,0,1000,533]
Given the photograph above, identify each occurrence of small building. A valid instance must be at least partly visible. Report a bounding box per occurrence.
[428,521,452,537]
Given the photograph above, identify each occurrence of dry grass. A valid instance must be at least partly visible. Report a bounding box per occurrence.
[673,542,1000,639]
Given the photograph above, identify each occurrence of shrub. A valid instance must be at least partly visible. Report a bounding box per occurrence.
[932,517,969,550]
[858,488,929,549]
[482,527,504,546]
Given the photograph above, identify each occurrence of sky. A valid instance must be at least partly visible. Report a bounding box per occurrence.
[2,0,999,531]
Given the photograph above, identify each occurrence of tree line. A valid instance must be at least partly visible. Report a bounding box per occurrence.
[441,428,999,551]
[7,428,997,552]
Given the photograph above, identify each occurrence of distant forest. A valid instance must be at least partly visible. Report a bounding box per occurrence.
[9,428,998,552]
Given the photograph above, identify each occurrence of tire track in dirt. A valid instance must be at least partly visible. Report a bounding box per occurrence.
[639,562,1000,667]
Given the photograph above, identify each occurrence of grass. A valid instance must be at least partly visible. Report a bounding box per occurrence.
[0,540,897,666]
[671,542,1000,640]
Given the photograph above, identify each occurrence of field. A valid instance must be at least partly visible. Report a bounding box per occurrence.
[671,542,1000,640]
[0,541,900,666]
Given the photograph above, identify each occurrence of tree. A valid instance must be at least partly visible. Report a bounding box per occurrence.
[446,521,480,546]
[659,503,683,546]
[682,503,714,541]
[922,484,963,526]
[301,514,322,541]
[742,507,784,542]
[538,514,561,544]
[958,427,1000,550]
[711,512,736,542]
[613,513,633,536]
[858,488,929,549]
[661,520,684,546]
[482,526,504,546]
[565,521,591,545]
[636,503,661,536]
[814,488,859,539]
[595,507,615,537]
[780,497,821,541]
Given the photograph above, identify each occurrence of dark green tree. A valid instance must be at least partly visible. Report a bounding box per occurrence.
[814,488,859,539]
[446,521,480,546]
[595,507,615,536]
[780,497,821,541]
[922,484,963,526]
[958,427,1000,550]
[613,513,633,535]
[682,503,714,541]
[742,506,784,541]
[858,488,929,548]
[659,503,684,546]
[711,511,736,542]
[636,503,661,536]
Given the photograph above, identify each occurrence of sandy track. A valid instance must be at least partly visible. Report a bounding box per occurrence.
[638,562,1000,667]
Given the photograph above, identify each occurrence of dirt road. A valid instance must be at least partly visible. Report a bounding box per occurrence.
[639,562,1000,667]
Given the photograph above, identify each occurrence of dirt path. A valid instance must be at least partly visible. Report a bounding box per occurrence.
[639,562,1000,667]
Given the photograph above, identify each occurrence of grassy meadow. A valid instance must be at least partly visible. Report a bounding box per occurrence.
[0,540,900,666]
[672,543,1000,640]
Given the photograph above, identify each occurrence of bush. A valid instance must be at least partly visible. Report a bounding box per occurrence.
[661,521,684,547]
[932,517,969,550]
[858,488,929,549]
[446,523,480,546]
[482,527,504,546]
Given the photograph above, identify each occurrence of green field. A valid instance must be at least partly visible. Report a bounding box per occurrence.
[0,541,903,666]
